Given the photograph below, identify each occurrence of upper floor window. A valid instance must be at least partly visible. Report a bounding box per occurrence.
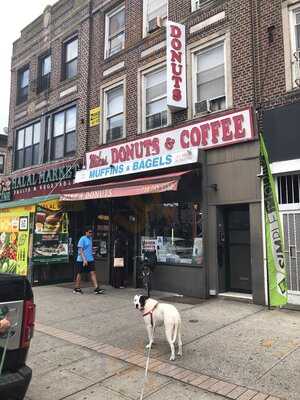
[63,37,78,80]
[17,66,29,105]
[105,5,125,58]
[15,122,40,170]
[144,0,167,35]
[0,155,4,174]
[143,66,168,132]
[38,52,51,93]
[191,0,207,12]
[290,7,300,88]
[193,42,226,115]
[104,84,124,143]
[45,106,77,161]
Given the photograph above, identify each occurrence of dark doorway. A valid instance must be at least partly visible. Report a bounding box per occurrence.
[219,205,252,293]
[110,200,137,287]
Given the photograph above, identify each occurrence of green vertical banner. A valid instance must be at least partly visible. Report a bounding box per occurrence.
[260,134,287,306]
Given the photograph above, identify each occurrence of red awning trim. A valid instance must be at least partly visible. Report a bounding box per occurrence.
[60,170,192,202]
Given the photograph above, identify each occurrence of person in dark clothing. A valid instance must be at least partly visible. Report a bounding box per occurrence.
[112,229,126,288]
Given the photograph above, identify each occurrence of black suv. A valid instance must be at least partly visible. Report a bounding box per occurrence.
[0,274,35,400]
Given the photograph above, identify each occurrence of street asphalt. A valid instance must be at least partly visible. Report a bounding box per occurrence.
[24,284,300,400]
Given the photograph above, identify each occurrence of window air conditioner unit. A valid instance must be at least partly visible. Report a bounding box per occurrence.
[147,16,162,33]
[195,96,226,115]
[193,0,204,11]
[210,96,226,111]
[195,100,211,114]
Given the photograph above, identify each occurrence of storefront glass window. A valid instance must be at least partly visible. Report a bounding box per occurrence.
[142,202,203,266]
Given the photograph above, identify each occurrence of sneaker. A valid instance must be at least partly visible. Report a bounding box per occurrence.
[73,288,83,294]
[94,287,104,295]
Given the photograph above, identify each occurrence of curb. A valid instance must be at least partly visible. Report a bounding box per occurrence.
[35,322,283,400]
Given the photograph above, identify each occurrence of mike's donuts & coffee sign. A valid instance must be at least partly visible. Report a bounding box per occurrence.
[75,108,255,184]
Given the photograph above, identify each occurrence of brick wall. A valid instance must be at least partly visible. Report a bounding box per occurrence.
[252,0,300,127]
[87,0,257,152]
[7,0,91,173]
[8,0,294,175]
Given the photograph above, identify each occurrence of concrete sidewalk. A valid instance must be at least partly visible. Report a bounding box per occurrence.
[26,284,300,400]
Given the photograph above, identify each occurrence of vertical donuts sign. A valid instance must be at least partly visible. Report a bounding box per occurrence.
[166,20,187,110]
[32,200,69,264]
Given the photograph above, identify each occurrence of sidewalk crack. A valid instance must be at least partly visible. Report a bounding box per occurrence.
[256,344,300,381]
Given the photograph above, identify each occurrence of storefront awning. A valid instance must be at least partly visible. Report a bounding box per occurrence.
[0,194,60,210]
[60,171,192,202]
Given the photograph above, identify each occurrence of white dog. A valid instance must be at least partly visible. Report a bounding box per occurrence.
[134,294,182,361]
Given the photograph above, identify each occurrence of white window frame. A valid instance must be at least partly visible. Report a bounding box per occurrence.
[101,77,126,145]
[188,33,232,119]
[282,1,300,91]
[17,66,29,104]
[191,0,207,12]
[0,154,5,175]
[143,0,168,38]
[104,4,125,59]
[64,36,78,80]
[14,121,41,170]
[139,61,171,133]
[289,4,300,88]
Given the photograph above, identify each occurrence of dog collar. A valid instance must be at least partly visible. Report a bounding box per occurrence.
[143,302,158,327]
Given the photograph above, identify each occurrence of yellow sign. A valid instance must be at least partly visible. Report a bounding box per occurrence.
[89,107,100,127]
[0,207,30,276]
[39,199,61,211]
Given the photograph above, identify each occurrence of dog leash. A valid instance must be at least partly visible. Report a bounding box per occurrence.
[139,323,155,400]
[142,303,158,327]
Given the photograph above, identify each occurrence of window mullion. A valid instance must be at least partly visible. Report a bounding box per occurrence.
[109,28,124,40]
[31,125,34,166]
[107,111,123,119]
[63,110,67,157]
[50,115,54,161]
[146,94,166,105]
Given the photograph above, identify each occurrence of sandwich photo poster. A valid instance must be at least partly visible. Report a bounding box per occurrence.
[32,200,69,264]
[0,207,31,276]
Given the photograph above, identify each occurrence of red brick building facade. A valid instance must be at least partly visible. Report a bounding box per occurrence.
[4,0,299,304]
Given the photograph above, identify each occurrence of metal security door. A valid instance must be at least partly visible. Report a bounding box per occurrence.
[225,205,252,293]
[282,212,300,304]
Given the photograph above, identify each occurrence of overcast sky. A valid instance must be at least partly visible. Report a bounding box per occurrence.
[0,0,57,135]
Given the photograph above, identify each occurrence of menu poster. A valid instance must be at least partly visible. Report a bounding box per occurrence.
[32,200,69,264]
[0,208,30,276]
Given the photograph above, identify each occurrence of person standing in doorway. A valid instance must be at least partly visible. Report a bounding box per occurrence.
[73,227,104,294]
[112,228,126,288]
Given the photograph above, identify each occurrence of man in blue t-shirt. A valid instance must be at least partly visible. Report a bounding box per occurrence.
[73,227,104,294]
